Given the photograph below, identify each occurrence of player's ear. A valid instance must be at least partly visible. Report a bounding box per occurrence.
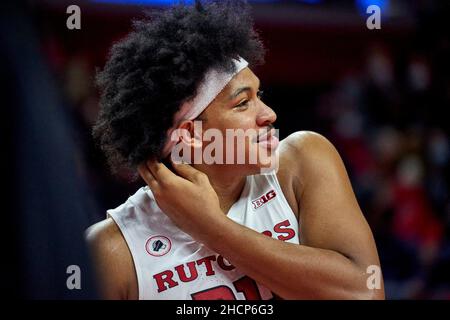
[169,122,201,166]
[178,120,202,148]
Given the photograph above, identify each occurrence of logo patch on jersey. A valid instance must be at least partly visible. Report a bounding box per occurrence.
[146,235,172,257]
[251,189,277,210]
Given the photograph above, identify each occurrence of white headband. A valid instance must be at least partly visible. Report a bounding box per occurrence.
[161,57,249,158]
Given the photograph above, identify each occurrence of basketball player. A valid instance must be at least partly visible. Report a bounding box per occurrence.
[86,0,385,300]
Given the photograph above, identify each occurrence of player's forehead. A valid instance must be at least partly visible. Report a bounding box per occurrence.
[200,67,260,117]
[215,67,260,102]
[226,67,260,95]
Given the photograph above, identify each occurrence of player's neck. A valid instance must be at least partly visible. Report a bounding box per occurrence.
[195,166,247,214]
[213,177,247,214]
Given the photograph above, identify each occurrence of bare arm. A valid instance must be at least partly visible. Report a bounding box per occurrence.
[292,131,384,297]
[202,132,384,299]
[85,218,138,300]
[138,131,384,299]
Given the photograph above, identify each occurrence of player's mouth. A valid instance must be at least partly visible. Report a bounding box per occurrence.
[255,128,279,150]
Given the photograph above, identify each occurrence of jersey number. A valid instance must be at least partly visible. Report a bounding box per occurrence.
[191,275,262,300]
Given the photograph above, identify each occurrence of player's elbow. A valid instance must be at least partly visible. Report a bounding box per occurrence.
[361,287,385,300]
[330,285,385,300]
[336,264,386,300]
[351,281,385,300]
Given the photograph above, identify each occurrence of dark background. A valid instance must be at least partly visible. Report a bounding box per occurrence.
[1,0,449,299]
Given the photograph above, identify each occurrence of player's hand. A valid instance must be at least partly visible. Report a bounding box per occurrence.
[138,159,226,241]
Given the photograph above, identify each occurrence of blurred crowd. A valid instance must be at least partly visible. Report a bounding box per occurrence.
[312,5,449,298]
[35,2,449,299]
[316,43,450,299]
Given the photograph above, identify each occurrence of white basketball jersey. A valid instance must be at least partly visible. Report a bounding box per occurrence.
[108,172,299,300]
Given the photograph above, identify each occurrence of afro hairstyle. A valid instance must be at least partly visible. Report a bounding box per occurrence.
[93,0,265,175]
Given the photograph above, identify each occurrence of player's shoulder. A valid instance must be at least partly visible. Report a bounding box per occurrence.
[85,217,123,249]
[280,130,336,157]
[278,130,343,184]
[276,131,334,213]
[85,218,138,299]
[85,218,131,271]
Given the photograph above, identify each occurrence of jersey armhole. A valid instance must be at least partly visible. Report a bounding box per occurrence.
[269,172,300,225]
[108,210,144,300]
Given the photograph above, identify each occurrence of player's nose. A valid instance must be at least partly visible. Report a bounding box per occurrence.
[257,101,277,127]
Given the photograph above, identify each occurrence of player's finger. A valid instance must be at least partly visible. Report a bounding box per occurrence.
[171,159,207,183]
[138,164,159,190]
[146,159,177,183]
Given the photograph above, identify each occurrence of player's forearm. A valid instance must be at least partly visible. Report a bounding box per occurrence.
[204,217,382,300]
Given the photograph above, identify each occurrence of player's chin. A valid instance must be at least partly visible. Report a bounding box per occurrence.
[254,148,279,173]
[257,156,278,171]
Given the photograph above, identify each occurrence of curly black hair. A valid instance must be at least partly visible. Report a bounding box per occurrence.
[93,0,265,175]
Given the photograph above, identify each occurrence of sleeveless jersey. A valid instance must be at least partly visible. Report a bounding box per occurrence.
[108,172,299,300]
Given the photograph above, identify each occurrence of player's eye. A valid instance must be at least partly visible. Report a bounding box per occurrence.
[235,100,249,108]
[257,90,264,99]
[234,89,263,109]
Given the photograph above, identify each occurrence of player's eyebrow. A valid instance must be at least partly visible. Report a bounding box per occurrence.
[230,87,252,100]
[229,79,261,100]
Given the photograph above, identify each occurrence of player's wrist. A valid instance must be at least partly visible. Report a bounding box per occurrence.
[198,215,240,252]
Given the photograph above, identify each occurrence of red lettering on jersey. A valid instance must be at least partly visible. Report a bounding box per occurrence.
[153,270,179,292]
[262,230,272,237]
[191,285,236,300]
[196,255,217,276]
[274,219,296,241]
[252,198,264,209]
[175,261,199,282]
[266,189,276,200]
[252,189,277,209]
[217,255,235,271]
[152,218,296,294]
[234,276,262,300]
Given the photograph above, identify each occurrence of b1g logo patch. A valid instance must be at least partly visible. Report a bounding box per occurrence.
[252,189,276,210]
[146,235,172,257]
